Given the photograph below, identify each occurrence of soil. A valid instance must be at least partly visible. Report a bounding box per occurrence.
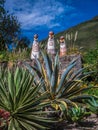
[54,114,98,130]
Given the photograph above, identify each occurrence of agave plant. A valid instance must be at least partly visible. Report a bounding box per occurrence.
[0,67,59,130]
[86,97,98,115]
[66,106,90,122]
[24,52,97,117]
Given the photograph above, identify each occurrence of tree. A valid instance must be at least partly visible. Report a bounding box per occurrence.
[0,0,6,50]
[0,0,5,18]
[16,36,30,50]
[0,0,20,51]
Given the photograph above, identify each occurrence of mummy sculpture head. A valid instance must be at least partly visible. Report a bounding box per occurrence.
[34,34,38,40]
[49,31,54,39]
[60,36,65,43]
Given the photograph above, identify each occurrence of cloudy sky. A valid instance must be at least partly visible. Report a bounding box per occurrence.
[5,0,98,41]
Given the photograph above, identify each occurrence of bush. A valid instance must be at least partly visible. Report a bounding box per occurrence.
[83,42,98,83]
[0,48,30,62]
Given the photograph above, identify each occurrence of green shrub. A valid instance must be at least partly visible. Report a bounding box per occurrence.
[0,48,30,62]
[83,42,98,83]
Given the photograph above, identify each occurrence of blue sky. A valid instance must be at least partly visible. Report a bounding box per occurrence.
[5,0,98,41]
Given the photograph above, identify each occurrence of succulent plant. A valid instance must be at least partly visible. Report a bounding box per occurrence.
[86,97,98,115]
[24,52,96,118]
[0,67,58,130]
[66,106,90,122]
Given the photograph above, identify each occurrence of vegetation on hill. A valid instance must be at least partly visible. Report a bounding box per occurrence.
[83,41,98,83]
[41,16,98,50]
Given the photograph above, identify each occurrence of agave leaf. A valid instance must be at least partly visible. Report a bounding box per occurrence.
[65,80,82,93]
[17,91,49,112]
[21,86,40,105]
[28,110,59,115]
[58,80,82,98]
[0,101,9,111]
[86,97,98,107]
[41,66,49,91]
[22,76,34,97]
[50,64,59,96]
[15,68,29,97]
[16,74,34,106]
[18,117,50,130]
[71,95,96,102]
[23,62,35,76]
[68,57,78,66]
[31,65,42,78]
[8,69,15,101]
[71,68,85,80]
[14,67,22,94]
[8,119,17,130]
[20,84,41,105]
[36,58,42,73]
[54,53,59,67]
[23,62,39,84]
[13,119,22,130]
[17,119,37,130]
[58,100,68,112]
[0,79,8,101]
[8,91,15,111]
[16,70,33,107]
[77,71,95,80]
[16,114,57,123]
[65,85,91,99]
[60,98,78,108]
[41,51,52,81]
[17,101,50,113]
[57,62,76,94]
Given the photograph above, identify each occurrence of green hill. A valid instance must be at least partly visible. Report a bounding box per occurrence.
[41,16,98,50]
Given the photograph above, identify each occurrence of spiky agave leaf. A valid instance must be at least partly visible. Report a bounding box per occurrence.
[56,61,76,94]
[41,51,53,81]
[0,67,59,130]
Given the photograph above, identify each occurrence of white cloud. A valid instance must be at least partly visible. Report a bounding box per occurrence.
[5,0,76,30]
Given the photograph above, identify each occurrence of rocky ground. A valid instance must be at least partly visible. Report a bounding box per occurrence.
[55,114,98,130]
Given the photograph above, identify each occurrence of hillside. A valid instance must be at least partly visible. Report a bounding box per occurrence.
[41,16,98,50]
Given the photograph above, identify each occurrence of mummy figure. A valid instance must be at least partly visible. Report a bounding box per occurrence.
[59,36,67,57]
[47,31,56,55]
[31,34,39,60]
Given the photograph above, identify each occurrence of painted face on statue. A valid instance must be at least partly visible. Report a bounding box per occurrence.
[34,34,38,40]
[60,39,65,43]
[49,31,54,39]
[49,34,54,39]
[60,36,65,43]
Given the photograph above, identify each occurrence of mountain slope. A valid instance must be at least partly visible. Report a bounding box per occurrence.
[41,16,98,50]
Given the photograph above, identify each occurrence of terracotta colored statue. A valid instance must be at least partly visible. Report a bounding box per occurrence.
[31,34,39,60]
[59,36,67,57]
[47,31,55,55]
